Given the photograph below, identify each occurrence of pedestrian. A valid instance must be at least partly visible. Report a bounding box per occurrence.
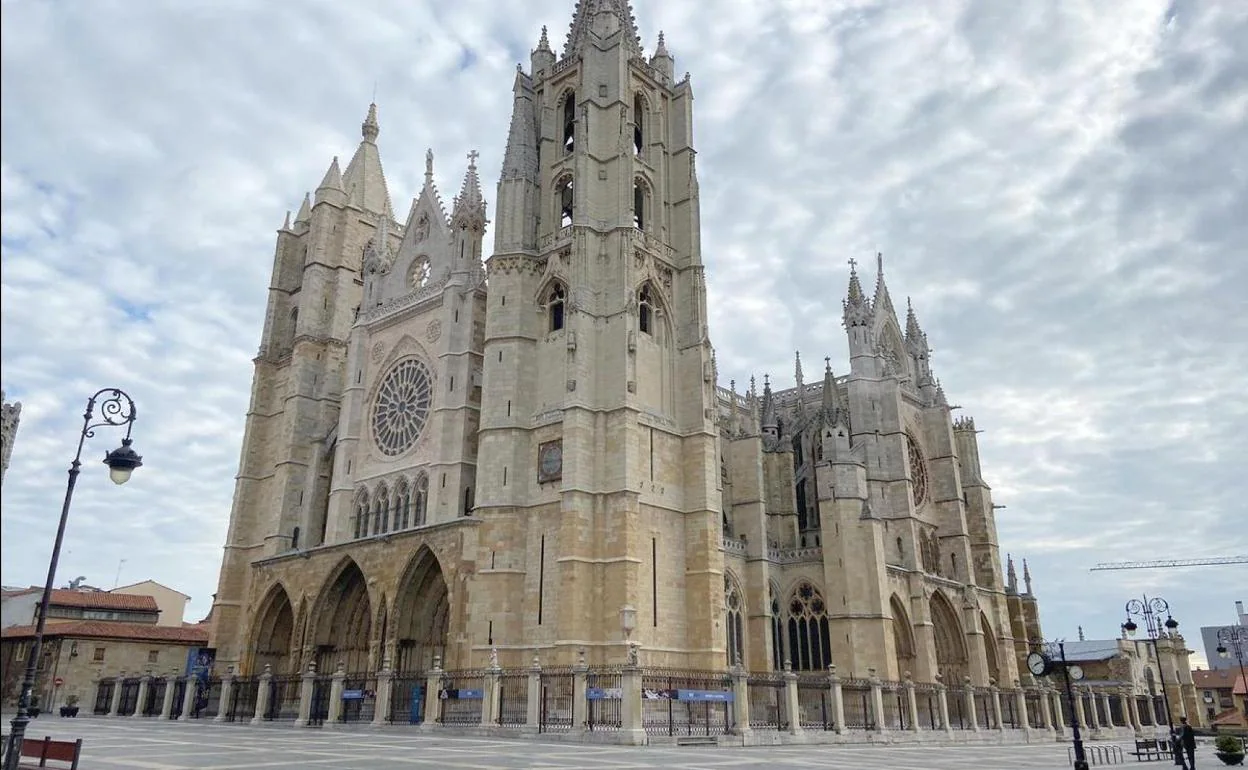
[1178,716,1197,769]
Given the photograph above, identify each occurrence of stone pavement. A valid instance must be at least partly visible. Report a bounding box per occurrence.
[2,717,1096,769]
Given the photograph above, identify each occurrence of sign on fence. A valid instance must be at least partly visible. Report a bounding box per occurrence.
[587,687,623,700]
[678,689,734,703]
[440,688,483,700]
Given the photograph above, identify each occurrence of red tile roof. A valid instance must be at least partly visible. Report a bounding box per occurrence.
[47,589,158,612]
[1,620,208,645]
[1194,668,1242,690]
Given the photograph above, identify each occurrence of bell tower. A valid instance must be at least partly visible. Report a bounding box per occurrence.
[473,0,723,667]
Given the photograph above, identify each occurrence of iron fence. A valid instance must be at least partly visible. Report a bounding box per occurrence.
[747,673,788,731]
[265,675,302,722]
[339,674,377,723]
[585,670,622,732]
[438,670,485,726]
[947,689,969,729]
[306,676,330,727]
[225,677,259,722]
[117,678,140,716]
[169,679,187,720]
[641,668,734,737]
[190,678,221,719]
[539,668,575,733]
[841,682,874,730]
[1025,690,1045,728]
[974,689,994,729]
[1001,690,1019,729]
[795,676,834,731]
[142,679,167,717]
[390,673,426,725]
[498,671,528,727]
[915,684,941,730]
[93,679,115,715]
[880,684,908,730]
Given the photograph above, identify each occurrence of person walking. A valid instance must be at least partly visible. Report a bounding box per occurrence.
[1178,716,1197,769]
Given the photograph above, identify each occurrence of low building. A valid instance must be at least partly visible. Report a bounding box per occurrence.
[2,586,164,629]
[111,581,191,628]
[0,620,209,712]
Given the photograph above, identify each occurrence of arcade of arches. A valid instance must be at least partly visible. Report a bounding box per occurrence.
[247,549,451,677]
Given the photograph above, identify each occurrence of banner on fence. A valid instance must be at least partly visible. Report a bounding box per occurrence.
[678,689,734,703]
[342,689,372,700]
[586,687,623,700]
[440,688,483,700]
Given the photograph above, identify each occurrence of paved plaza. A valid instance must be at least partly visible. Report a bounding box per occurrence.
[0,716,1114,769]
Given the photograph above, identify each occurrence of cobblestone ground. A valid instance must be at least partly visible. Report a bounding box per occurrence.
[1,716,1128,769]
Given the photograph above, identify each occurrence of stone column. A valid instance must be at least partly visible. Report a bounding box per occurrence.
[1039,686,1054,733]
[213,668,235,723]
[904,673,920,732]
[731,663,751,737]
[294,661,318,728]
[868,668,884,732]
[160,671,177,719]
[325,662,346,725]
[1051,689,1066,736]
[108,673,124,716]
[523,656,541,735]
[251,664,273,725]
[1087,689,1100,730]
[936,678,952,735]
[132,674,151,719]
[1126,689,1142,733]
[178,675,198,721]
[964,678,980,732]
[784,661,803,736]
[1074,689,1088,729]
[572,648,588,735]
[991,683,1004,731]
[620,643,646,745]
[829,665,846,735]
[372,659,393,728]
[1101,692,1114,728]
[481,649,502,728]
[420,656,443,729]
[1014,684,1029,733]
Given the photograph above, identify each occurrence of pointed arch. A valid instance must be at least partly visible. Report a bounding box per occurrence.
[413,472,429,526]
[353,487,370,539]
[560,88,576,153]
[890,594,917,679]
[930,590,968,685]
[723,572,746,667]
[554,173,574,228]
[769,581,784,672]
[251,583,295,675]
[393,546,450,674]
[291,598,308,673]
[633,91,648,157]
[311,557,373,674]
[632,175,651,231]
[373,481,390,535]
[783,580,832,671]
[980,612,1001,684]
[638,281,656,336]
[393,477,411,531]
[541,279,567,333]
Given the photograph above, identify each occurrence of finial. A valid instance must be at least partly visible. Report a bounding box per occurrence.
[425,148,434,183]
[1023,559,1033,594]
[655,30,670,57]
[825,356,832,373]
[362,102,379,143]
[763,373,770,389]
[876,251,884,276]
[749,375,757,399]
[467,149,479,169]
[538,24,551,51]
[794,350,804,386]
[730,378,736,395]
[1078,625,1086,641]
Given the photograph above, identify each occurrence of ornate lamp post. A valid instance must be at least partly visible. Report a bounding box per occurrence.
[1029,641,1089,770]
[3,389,142,770]
[1122,595,1181,763]
[1216,626,1248,717]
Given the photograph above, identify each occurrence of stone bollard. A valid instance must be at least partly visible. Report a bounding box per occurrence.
[160,670,178,720]
[294,660,318,728]
[213,667,235,723]
[325,662,347,726]
[420,655,443,729]
[251,664,273,725]
[373,658,394,727]
[523,655,542,735]
[132,674,151,719]
[783,659,802,736]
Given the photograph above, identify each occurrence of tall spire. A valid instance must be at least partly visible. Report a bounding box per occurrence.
[425,148,435,186]
[294,192,312,224]
[342,102,393,215]
[842,257,871,328]
[1006,554,1018,594]
[821,357,837,418]
[1023,559,1033,595]
[451,150,487,227]
[873,252,896,318]
[538,24,552,52]
[564,0,642,59]
[794,351,804,389]
[501,68,539,183]
[760,375,777,433]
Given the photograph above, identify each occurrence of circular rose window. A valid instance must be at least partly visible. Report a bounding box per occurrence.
[906,432,928,507]
[372,358,433,456]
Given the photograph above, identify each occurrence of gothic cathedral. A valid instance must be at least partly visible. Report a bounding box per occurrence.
[209,0,1044,689]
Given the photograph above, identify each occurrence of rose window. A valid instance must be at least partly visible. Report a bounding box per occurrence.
[372,358,433,456]
[907,432,928,507]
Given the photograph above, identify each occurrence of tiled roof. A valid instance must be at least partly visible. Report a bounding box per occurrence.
[47,589,158,612]
[1193,668,1240,689]
[1,620,208,645]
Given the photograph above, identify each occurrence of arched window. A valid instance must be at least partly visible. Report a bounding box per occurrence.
[556,176,574,227]
[373,484,389,535]
[462,486,474,516]
[770,585,784,671]
[725,575,745,667]
[291,526,300,550]
[545,283,566,332]
[633,93,644,156]
[394,479,411,530]
[414,474,429,526]
[785,581,832,671]
[633,178,647,230]
[354,490,370,539]
[288,307,299,350]
[562,90,576,153]
[638,283,654,335]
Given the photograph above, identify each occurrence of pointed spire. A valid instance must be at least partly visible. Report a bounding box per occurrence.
[452,149,487,226]
[1006,554,1018,593]
[1023,559,1033,595]
[282,210,291,230]
[362,102,379,144]
[794,351,804,388]
[538,24,552,52]
[905,298,923,341]
[873,252,895,317]
[842,257,872,328]
[821,357,837,417]
[501,70,539,183]
[295,193,312,224]
[342,103,393,215]
[655,30,670,58]
[318,156,343,191]
[564,0,642,59]
[761,374,777,432]
[426,149,435,185]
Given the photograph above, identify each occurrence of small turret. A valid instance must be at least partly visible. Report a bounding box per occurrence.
[294,193,312,227]
[760,375,778,440]
[314,156,346,207]
[531,25,555,75]
[651,31,674,81]
[342,103,393,215]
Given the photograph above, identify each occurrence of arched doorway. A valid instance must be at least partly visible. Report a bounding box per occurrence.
[251,584,295,675]
[980,612,1000,684]
[392,547,449,673]
[313,558,372,674]
[890,594,916,679]
[930,591,968,685]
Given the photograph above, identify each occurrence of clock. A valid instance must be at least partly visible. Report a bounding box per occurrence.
[1068,665,1085,682]
[1027,652,1051,677]
[538,440,563,483]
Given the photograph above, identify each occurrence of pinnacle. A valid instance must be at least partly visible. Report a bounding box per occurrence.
[295,193,312,223]
[362,102,379,143]
[452,149,486,223]
[537,25,552,52]
[655,30,670,58]
[873,252,895,315]
[318,157,344,191]
[564,0,642,59]
[905,297,923,340]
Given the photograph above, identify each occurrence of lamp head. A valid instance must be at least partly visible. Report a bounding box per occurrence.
[1164,616,1178,632]
[1218,644,1229,659]
[103,438,143,485]
[1122,619,1138,637]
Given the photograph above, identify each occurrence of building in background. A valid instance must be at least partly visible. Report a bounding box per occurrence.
[0,389,20,486]
[1060,633,1201,734]
[112,581,190,628]
[1199,600,1247,672]
[1193,668,1246,729]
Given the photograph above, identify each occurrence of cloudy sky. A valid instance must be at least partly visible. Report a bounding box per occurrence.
[2,0,1245,658]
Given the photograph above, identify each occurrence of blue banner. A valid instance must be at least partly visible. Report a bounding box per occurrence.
[677,689,734,703]
[587,687,623,700]
[441,688,484,700]
[342,689,364,700]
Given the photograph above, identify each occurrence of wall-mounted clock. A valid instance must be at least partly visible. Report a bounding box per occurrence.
[538,440,563,483]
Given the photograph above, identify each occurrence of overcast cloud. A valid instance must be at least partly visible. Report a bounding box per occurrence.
[2,0,1245,652]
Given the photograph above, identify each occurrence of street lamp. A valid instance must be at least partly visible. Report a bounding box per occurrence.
[1216,626,1248,717]
[1028,641,1089,770]
[1122,595,1182,764]
[3,389,142,770]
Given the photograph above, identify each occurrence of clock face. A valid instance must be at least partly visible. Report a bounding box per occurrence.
[1027,652,1049,676]
[1069,665,1085,681]
[538,440,563,483]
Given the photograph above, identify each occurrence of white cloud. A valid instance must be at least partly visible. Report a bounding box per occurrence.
[2,0,1245,640]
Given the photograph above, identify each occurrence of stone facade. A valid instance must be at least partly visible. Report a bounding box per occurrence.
[1,389,20,487]
[209,0,1044,694]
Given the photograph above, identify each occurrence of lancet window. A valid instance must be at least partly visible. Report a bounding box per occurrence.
[545,283,566,332]
[562,90,576,153]
[633,93,645,156]
[557,175,574,227]
[783,581,832,671]
[725,575,745,667]
[638,283,654,335]
[633,179,647,231]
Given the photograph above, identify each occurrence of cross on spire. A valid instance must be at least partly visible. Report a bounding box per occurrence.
[467,149,480,168]
[848,257,858,270]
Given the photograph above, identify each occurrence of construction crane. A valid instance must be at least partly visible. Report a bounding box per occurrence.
[1089,556,1248,571]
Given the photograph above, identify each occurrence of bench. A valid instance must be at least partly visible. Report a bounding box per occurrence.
[16,736,83,769]
[1127,738,1169,762]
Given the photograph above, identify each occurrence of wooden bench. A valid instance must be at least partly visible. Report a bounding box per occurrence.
[16,736,83,769]
[1127,738,1169,762]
